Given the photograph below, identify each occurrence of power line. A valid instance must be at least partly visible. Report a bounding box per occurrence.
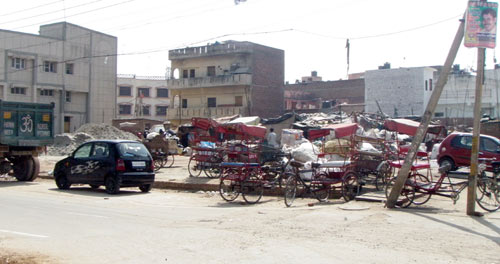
[0,0,106,26]
[11,0,137,31]
[0,0,63,17]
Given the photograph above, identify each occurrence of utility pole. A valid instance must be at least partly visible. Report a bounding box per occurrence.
[387,15,465,208]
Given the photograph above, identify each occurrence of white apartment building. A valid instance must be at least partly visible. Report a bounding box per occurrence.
[435,68,500,126]
[0,22,117,133]
[116,75,169,121]
[365,67,436,117]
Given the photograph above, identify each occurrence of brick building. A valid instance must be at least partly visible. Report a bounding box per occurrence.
[284,78,365,113]
[166,41,284,126]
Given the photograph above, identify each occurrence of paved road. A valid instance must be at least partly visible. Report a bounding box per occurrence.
[1,179,499,264]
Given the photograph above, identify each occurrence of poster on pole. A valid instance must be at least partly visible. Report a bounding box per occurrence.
[464,1,498,48]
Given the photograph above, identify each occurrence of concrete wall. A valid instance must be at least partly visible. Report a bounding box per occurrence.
[365,67,435,117]
[250,43,284,118]
[0,22,117,133]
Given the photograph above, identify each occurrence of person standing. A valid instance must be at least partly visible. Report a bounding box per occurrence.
[266,128,278,148]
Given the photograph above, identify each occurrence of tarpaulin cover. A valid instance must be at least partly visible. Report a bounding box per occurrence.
[191,118,219,130]
[308,123,359,140]
[384,119,444,136]
[219,123,267,138]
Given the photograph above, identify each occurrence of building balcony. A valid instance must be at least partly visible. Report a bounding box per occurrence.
[167,74,252,89]
[169,42,253,60]
[167,106,247,120]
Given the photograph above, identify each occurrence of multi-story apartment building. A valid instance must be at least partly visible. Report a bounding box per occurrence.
[166,41,284,126]
[365,67,436,117]
[116,75,169,121]
[0,22,117,133]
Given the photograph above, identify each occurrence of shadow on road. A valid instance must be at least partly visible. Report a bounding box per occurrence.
[0,180,38,188]
[405,210,500,246]
[48,186,147,197]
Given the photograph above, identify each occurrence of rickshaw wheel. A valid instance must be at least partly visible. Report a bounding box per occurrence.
[408,173,432,205]
[219,179,239,201]
[312,183,329,202]
[188,156,202,177]
[204,166,221,178]
[165,154,175,168]
[284,176,297,207]
[375,161,393,191]
[385,177,414,208]
[153,159,163,172]
[241,174,263,204]
[342,171,361,202]
[476,174,500,212]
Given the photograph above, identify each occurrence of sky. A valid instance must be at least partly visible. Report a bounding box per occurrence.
[1,0,497,83]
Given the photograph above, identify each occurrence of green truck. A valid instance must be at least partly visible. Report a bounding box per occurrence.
[0,100,54,181]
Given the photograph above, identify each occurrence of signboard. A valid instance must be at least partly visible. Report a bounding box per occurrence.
[464,1,498,48]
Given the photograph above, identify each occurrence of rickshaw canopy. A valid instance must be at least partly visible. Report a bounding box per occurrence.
[218,122,267,138]
[308,123,359,140]
[384,119,444,136]
[191,117,219,130]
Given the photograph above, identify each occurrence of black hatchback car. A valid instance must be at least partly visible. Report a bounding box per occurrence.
[53,140,155,194]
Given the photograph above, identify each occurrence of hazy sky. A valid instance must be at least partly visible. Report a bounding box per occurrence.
[1,0,495,82]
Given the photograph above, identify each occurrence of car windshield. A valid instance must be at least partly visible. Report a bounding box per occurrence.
[117,142,150,158]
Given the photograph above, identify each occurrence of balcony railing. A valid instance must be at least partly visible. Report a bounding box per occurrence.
[167,74,252,89]
[167,106,247,120]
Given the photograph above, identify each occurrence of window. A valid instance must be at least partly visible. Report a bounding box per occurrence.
[11,87,26,95]
[235,96,243,107]
[425,80,428,91]
[66,91,71,102]
[182,99,187,108]
[156,106,168,116]
[190,69,195,78]
[119,104,132,115]
[138,88,150,97]
[11,57,25,69]
[91,143,109,158]
[44,61,57,73]
[142,105,150,115]
[40,89,54,96]
[119,86,132,96]
[456,136,472,149]
[207,66,216,77]
[434,112,444,117]
[183,70,188,78]
[207,97,216,108]
[429,79,433,91]
[481,137,499,152]
[65,63,74,74]
[73,143,92,159]
[157,88,169,98]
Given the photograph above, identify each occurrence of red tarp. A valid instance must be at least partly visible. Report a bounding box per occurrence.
[218,123,267,138]
[191,118,219,130]
[308,123,359,140]
[384,119,444,136]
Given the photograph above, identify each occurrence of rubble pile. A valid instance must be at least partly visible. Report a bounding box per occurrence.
[47,123,139,156]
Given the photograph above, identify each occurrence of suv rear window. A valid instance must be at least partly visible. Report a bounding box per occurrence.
[117,142,150,158]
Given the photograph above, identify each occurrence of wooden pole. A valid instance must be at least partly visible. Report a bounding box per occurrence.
[467,47,485,216]
[387,15,465,208]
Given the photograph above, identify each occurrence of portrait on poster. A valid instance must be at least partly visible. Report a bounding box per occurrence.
[464,1,498,49]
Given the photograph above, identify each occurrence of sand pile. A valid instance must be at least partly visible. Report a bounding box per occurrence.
[47,123,139,156]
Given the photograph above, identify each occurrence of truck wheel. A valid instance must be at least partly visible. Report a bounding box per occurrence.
[28,157,40,181]
[13,157,34,181]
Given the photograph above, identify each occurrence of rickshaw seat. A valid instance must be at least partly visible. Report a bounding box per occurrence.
[221,162,260,167]
[320,160,351,167]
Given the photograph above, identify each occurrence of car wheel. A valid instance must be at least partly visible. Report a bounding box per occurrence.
[89,184,100,189]
[438,157,456,171]
[139,184,152,193]
[105,176,120,194]
[55,172,71,190]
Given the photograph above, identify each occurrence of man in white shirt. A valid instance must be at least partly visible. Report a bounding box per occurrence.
[266,128,278,148]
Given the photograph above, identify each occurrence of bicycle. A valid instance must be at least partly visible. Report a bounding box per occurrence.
[385,158,499,211]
